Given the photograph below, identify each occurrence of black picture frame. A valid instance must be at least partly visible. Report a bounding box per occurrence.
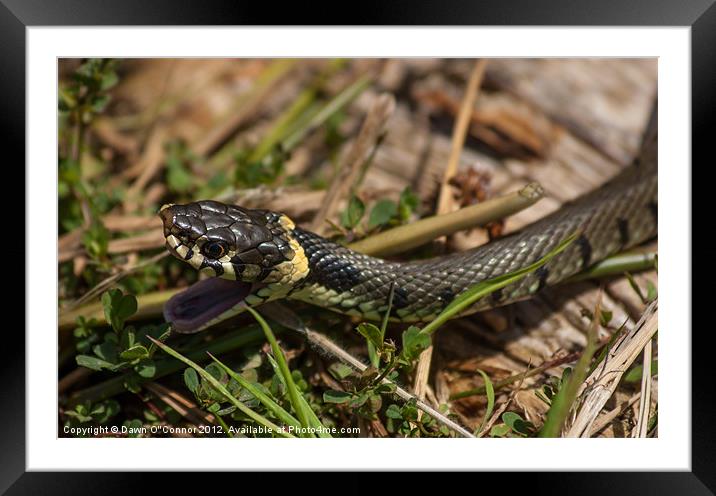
[7,0,709,491]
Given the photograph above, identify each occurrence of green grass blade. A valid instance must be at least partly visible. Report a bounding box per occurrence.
[249,59,345,163]
[538,298,601,438]
[366,341,379,369]
[264,353,331,438]
[566,251,657,283]
[207,352,303,430]
[213,413,234,438]
[420,230,581,336]
[367,283,396,368]
[148,337,294,438]
[248,89,317,163]
[473,369,495,436]
[299,400,332,438]
[282,75,372,152]
[380,283,396,341]
[247,307,313,432]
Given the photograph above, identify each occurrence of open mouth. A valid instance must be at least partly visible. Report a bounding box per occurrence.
[164,278,253,333]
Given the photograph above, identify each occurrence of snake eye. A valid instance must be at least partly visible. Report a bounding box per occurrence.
[202,241,227,259]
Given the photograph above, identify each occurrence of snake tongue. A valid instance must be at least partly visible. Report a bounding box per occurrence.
[164,278,253,333]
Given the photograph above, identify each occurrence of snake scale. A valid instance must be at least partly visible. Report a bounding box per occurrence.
[160,105,657,334]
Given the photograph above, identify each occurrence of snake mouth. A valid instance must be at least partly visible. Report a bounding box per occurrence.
[164,278,253,333]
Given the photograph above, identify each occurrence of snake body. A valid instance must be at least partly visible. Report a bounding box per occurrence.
[160,108,657,334]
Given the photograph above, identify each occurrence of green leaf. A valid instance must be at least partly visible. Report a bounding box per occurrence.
[374,382,396,394]
[358,366,380,386]
[91,94,110,113]
[123,419,143,438]
[401,402,419,422]
[167,162,194,193]
[385,404,403,420]
[93,340,118,363]
[119,325,136,351]
[502,411,533,436]
[398,187,420,221]
[184,368,200,393]
[323,390,352,404]
[76,354,115,371]
[120,345,149,361]
[91,400,120,423]
[368,199,398,229]
[123,375,142,394]
[401,326,431,361]
[366,393,382,414]
[357,322,383,350]
[82,220,109,260]
[646,280,657,302]
[100,70,119,91]
[623,360,658,383]
[58,87,77,111]
[65,410,93,423]
[101,289,138,333]
[347,391,370,409]
[234,148,286,188]
[114,293,138,322]
[600,310,613,327]
[216,405,238,416]
[165,141,195,193]
[489,423,512,437]
[206,362,228,382]
[340,195,365,230]
[134,359,156,378]
[328,362,355,381]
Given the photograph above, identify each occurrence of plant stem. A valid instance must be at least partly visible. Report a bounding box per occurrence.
[348,183,543,257]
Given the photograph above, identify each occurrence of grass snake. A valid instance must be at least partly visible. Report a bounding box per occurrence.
[160,105,657,334]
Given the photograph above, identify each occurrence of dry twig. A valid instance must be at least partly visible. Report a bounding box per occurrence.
[144,381,216,427]
[565,299,658,437]
[632,338,654,437]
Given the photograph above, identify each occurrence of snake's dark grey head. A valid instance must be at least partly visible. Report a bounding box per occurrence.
[158,200,308,333]
[159,200,304,283]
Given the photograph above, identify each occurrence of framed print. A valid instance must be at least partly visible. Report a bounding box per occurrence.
[6,0,711,491]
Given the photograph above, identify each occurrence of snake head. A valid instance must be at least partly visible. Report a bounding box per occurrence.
[159,200,303,283]
[158,200,309,333]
